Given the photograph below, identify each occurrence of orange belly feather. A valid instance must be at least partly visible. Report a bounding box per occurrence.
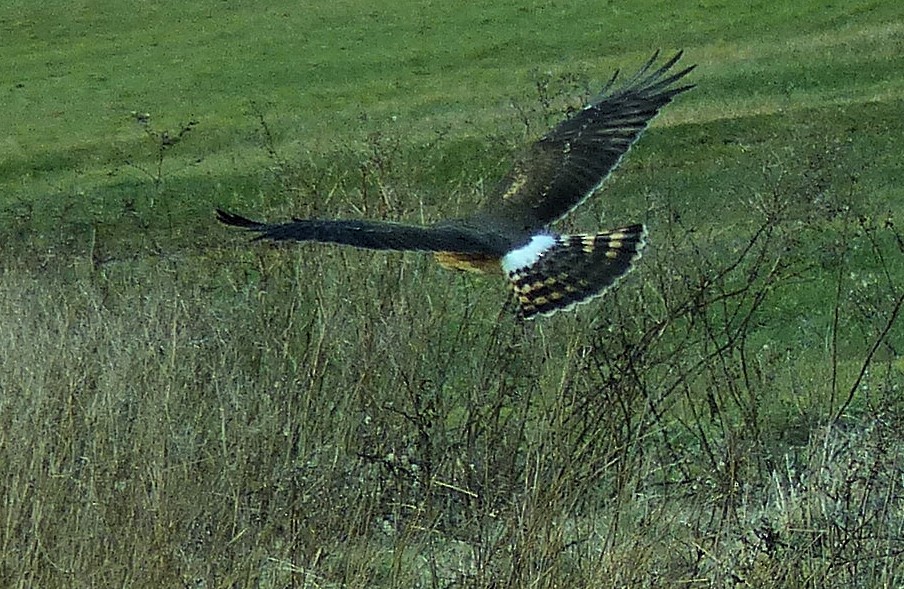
[433,252,501,274]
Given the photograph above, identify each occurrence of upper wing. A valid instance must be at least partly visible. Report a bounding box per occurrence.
[216,209,499,254]
[479,51,695,231]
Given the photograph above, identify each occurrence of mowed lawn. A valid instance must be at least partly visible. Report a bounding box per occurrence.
[1,1,902,587]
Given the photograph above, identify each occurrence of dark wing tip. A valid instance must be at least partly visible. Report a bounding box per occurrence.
[650,49,689,73]
[216,209,265,230]
[634,50,696,92]
[593,50,693,101]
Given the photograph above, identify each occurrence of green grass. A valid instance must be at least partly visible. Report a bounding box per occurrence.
[1,0,903,587]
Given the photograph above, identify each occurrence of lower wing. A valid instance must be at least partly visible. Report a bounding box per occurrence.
[217,209,496,254]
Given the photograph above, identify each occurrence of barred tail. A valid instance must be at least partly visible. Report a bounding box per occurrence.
[504,225,646,319]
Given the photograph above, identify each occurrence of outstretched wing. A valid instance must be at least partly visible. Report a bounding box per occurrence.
[216,209,497,254]
[480,51,694,231]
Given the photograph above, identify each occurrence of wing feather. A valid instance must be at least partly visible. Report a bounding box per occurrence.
[216,209,500,254]
[480,51,695,230]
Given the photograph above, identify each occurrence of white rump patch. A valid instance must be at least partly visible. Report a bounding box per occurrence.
[501,234,557,275]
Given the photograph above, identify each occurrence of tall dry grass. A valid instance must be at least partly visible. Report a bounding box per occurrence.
[1,143,901,586]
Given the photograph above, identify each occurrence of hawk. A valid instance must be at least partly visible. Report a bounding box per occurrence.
[219,51,694,319]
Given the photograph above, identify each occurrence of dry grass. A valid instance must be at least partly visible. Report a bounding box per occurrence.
[1,163,901,586]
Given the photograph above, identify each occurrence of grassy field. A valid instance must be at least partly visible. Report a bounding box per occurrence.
[1,0,903,587]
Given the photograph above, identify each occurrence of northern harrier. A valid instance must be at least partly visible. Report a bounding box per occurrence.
[219,51,694,319]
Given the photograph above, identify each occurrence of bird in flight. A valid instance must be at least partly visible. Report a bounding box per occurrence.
[219,51,694,319]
